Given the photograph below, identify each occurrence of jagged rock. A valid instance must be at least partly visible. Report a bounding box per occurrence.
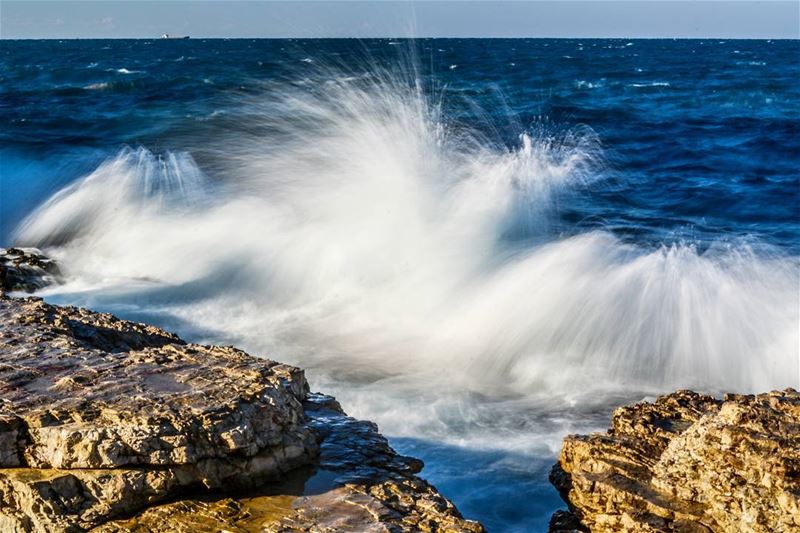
[549,509,585,533]
[0,263,484,532]
[0,296,318,531]
[96,395,484,533]
[0,247,61,294]
[549,389,800,533]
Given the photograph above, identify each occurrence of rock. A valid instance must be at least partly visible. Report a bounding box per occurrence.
[549,389,800,533]
[0,295,318,531]
[548,509,586,533]
[0,248,61,294]
[96,394,484,533]
[0,254,484,532]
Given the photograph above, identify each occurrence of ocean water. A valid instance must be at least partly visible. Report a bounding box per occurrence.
[2,38,799,532]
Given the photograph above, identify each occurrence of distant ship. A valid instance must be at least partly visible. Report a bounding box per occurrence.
[160,34,190,40]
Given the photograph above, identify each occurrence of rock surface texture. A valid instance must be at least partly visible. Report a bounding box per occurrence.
[97,394,484,533]
[0,249,484,532]
[549,389,800,533]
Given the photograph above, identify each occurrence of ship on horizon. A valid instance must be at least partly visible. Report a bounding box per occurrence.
[160,33,190,39]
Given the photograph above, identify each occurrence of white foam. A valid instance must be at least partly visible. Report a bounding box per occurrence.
[84,82,110,90]
[575,80,602,89]
[630,81,670,88]
[16,69,800,451]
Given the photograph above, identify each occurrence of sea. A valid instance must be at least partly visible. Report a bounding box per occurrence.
[1,38,799,532]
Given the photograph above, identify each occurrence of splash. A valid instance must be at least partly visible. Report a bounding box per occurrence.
[15,69,799,447]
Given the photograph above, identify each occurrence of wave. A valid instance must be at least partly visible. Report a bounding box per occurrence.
[113,67,141,74]
[14,67,799,425]
[629,81,671,88]
[83,82,110,91]
[575,80,602,89]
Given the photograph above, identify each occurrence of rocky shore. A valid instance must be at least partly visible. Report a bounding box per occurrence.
[4,247,798,533]
[0,248,484,532]
[549,389,800,533]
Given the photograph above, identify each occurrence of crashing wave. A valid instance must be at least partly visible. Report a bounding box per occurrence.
[15,66,799,417]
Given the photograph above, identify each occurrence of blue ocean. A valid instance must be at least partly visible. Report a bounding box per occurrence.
[2,38,799,532]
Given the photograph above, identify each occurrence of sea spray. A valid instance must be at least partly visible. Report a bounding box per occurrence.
[14,63,800,451]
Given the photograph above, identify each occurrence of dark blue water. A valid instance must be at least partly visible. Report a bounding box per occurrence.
[3,39,798,247]
[1,39,799,532]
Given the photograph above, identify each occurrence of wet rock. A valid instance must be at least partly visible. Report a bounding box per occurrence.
[304,393,425,480]
[549,509,586,533]
[0,248,61,294]
[549,389,800,533]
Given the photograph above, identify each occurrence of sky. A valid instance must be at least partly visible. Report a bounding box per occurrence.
[1,1,798,39]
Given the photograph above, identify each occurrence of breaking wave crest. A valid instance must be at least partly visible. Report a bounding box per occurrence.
[15,71,799,419]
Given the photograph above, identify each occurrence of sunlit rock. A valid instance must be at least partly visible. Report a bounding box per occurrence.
[549,389,800,532]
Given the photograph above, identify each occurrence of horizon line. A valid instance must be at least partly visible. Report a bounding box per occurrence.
[3,36,798,40]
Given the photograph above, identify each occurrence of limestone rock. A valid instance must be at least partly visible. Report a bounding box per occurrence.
[96,395,485,533]
[0,295,317,531]
[549,389,800,533]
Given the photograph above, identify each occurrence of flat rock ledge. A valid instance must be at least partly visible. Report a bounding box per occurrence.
[548,389,800,533]
[0,250,484,532]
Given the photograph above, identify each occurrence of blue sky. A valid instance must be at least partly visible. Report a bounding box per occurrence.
[2,1,798,39]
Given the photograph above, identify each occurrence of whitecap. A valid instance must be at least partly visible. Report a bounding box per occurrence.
[84,82,109,90]
[630,82,670,88]
[575,80,601,89]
